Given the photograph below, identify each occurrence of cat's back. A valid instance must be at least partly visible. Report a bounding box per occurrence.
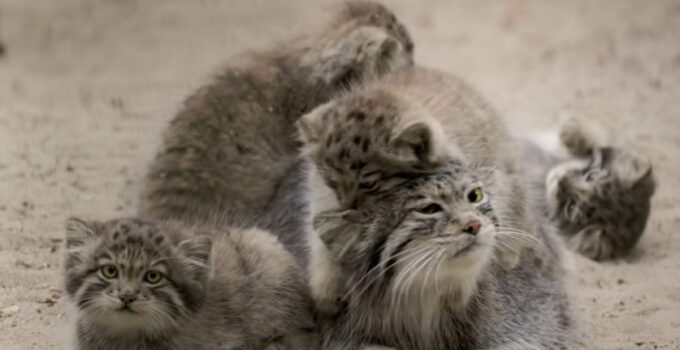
[366,67,519,170]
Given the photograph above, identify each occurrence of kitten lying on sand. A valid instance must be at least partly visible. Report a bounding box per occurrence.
[519,118,656,260]
[297,67,571,349]
[64,217,316,350]
[140,1,414,223]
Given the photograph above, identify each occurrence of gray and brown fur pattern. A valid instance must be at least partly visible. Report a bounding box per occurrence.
[520,118,656,260]
[140,1,414,222]
[298,67,571,349]
[64,217,317,350]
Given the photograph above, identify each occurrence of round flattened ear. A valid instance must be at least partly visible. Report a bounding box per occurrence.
[387,119,449,165]
[297,101,336,146]
[65,217,98,249]
[178,235,213,269]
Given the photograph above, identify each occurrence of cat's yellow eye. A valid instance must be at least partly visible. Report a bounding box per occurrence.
[100,264,118,279]
[467,187,484,203]
[144,270,164,284]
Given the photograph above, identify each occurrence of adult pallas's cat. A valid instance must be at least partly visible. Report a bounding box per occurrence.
[297,67,571,349]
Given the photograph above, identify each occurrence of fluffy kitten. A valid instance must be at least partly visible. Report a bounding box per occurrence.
[519,118,656,260]
[140,1,414,222]
[64,217,316,350]
[297,67,570,349]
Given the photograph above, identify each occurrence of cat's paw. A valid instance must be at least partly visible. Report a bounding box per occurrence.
[321,26,411,88]
[558,116,606,157]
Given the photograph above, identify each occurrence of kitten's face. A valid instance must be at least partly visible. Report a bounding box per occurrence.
[546,147,655,257]
[315,165,497,298]
[299,90,450,209]
[64,218,211,336]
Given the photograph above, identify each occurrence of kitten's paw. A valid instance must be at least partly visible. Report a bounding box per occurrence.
[321,26,411,87]
[309,247,344,316]
[558,116,606,157]
[361,346,397,350]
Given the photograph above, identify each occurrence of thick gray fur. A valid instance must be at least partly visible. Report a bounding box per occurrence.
[140,1,414,223]
[63,216,317,350]
[519,120,656,261]
[296,67,571,350]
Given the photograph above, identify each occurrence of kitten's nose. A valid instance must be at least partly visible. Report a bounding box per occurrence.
[119,294,136,305]
[462,220,481,236]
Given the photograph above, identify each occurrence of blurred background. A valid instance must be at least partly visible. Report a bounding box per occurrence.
[0,0,679,349]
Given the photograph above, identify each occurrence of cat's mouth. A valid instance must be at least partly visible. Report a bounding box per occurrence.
[116,304,138,314]
[452,241,478,257]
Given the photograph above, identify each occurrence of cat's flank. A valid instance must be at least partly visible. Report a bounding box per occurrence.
[141,1,414,222]
[64,217,316,350]
[297,67,570,349]
[520,118,656,260]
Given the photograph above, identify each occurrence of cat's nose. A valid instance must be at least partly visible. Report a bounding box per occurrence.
[119,294,136,305]
[462,220,481,236]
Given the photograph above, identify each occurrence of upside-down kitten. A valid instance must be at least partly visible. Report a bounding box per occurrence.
[519,118,656,260]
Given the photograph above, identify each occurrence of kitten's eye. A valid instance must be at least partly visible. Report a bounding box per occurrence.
[100,265,118,279]
[416,203,444,215]
[467,187,484,203]
[583,170,600,182]
[144,270,164,284]
[358,180,379,192]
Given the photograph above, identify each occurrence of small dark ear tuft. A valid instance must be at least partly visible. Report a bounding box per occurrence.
[388,120,446,164]
[297,102,335,146]
[65,218,98,248]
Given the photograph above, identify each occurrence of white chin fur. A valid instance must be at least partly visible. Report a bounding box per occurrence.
[86,297,172,336]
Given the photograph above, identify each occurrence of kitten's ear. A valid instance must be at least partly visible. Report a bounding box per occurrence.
[65,217,98,249]
[313,210,365,263]
[178,235,212,269]
[608,149,655,190]
[297,102,335,146]
[387,119,448,165]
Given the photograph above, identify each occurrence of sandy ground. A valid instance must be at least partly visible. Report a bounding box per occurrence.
[0,0,679,349]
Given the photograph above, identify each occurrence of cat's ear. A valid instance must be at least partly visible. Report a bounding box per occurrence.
[387,119,448,165]
[606,149,655,190]
[65,217,99,249]
[297,101,336,146]
[313,210,366,263]
[178,235,212,270]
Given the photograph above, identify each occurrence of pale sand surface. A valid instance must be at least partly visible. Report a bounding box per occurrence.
[0,0,679,349]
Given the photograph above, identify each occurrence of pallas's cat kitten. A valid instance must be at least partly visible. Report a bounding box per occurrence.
[64,217,316,350]
[297,67,570,349]
[141,1,414,222]
[519,118,656,260]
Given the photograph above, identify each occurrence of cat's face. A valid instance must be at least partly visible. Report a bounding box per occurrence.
[314,164,497,299]
[64,218,211,336]
[546,147,655,258]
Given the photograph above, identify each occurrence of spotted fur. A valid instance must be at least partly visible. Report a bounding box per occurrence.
[64,217,316,350]
[298,67,571,349]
